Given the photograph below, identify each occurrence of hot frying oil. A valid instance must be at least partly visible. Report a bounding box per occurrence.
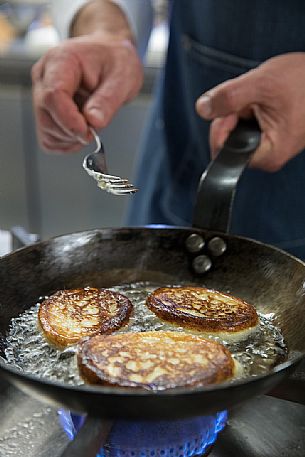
[4,282,287,386]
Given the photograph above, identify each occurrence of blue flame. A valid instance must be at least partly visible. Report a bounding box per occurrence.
[58,410,227,457]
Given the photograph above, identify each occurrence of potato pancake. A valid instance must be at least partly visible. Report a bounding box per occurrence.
[38,287,132,348]
[146,287,259,341]
[78,330,236,390]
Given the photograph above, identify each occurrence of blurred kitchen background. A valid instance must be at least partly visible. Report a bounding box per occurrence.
[0,0,169,244]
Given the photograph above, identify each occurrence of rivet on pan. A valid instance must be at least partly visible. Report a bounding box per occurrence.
[208,237,227,257]
[192,255,212,274]
[185,234,205,253]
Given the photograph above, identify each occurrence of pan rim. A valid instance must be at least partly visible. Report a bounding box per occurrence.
[3,224,305,270]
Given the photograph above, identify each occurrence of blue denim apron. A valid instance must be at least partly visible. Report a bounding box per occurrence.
[127,0,305,259]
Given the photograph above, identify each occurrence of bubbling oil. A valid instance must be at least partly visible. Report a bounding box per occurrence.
[4,282,287,386]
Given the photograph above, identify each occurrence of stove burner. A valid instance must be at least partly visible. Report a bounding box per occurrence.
[58,410,228,457]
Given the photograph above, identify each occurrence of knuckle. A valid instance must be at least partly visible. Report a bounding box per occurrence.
[47,45,68,60]
[257,73,272,94]
[224,89,236,110]
[42,85,63,107]
[217,85,237,112]
[257,72,282,100]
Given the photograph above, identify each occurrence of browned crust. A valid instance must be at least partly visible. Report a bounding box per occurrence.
[146,287,258,333]
[77,331,235,390]
[38,288,132,348]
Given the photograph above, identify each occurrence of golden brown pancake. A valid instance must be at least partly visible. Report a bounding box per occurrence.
[146,287,259,341]
[38,287,132,348]
[78,330,236,390]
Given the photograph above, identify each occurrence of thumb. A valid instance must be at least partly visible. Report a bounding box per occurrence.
[210,114,274,171]
[209,114,239,156]
[83,73,128,129]
[196,69,261,120]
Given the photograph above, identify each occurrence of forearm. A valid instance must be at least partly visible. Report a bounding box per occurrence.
[51,0,153,57]
[70,0,134,43]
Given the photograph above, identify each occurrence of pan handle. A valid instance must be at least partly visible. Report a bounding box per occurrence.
[60,417,113,457]
[193,119,261,232]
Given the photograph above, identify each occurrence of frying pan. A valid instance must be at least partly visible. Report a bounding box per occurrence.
[0,121,304,428]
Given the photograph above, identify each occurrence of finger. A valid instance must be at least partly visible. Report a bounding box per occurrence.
[196,69,261,120]
[210,114,239,156]
[210,114,277,171]
[41,136,84,153]
[36,108,81,143]
[35,54,90,139]
[33,84,89,152]
[248,133,279,171]
[83,78,125,128]
[33,80,85,150]
[83,62,142,129]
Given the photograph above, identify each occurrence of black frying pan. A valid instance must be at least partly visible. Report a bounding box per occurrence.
[0,121,304,424]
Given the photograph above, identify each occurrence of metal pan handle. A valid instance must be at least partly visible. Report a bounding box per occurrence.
[60,417,113,457]
[193,119,261,232]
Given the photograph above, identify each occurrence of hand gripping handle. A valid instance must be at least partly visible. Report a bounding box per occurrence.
[193,119,261,232]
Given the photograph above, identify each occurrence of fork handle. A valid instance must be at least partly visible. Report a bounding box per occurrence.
[89,127,102,152]
[193,119,261,232]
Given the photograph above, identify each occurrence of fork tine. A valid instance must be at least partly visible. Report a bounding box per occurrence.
[110,191,137,196]
[106,181,137,190]
[101,177,129,184]
[97,179,137,193]
[100,182,138,195]
[109,187,138,195]
[83,127,138,195]
[106,182,134,190]
[98,174,126,181]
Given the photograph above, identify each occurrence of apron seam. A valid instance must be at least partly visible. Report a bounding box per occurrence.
[182,34,261,70]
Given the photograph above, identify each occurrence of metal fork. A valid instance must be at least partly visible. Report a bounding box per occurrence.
[82,128,138,195]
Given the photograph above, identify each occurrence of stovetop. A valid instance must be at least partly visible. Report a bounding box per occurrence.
[0,379,304,457]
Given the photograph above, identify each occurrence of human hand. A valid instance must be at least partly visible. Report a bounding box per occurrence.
[32,32,143,152]
[196,53,305,172]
